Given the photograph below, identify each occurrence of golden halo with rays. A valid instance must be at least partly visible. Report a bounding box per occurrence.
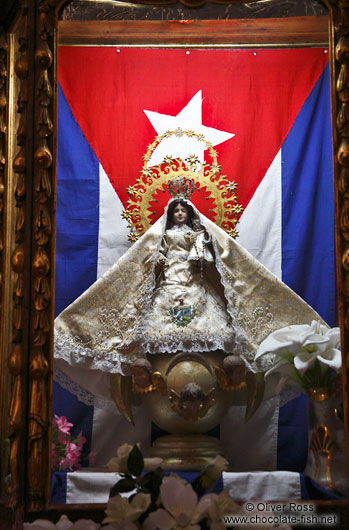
[122,128,243,242]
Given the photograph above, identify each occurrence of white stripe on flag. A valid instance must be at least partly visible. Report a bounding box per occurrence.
[91,405,152,467]
[97,164,131,278]
[222,470,301,501]
[220,396,280,472]
[236,149,282,279]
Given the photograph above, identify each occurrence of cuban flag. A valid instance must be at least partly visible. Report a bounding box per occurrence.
[53,46,334,475]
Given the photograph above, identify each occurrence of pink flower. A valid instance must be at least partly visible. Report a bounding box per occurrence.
[201,490,239,530]
[56,430,69,446]
[58,443,82,471]
[54,415,73,435]
[51,417,86,471]
[75,432,87,450]
[62,443,82,471]
[202,455,229,484]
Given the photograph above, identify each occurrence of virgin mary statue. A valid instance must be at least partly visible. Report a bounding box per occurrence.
[54,172,323,410]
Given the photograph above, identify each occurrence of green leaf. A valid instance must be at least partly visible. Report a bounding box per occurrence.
[127,445,144,476]
[141,468,164,502]
[302,370,315,389]
[321,367,332,388]
[313,359,322,387]
[191,474,206,496]
[109,477,136,497]
[289,366,304,386]
[141,468,164,491]
[280,350,295,363]
[306,345,316,353]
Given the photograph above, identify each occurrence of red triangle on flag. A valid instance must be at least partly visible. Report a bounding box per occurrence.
[58,47,328,213]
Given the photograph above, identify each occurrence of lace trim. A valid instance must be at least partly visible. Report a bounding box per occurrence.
[54,330,140,374]
[142,334,248,356]
[207,229,258,371]
[53,365,119,412]
[54,361,296,412]
[208,238,277,373]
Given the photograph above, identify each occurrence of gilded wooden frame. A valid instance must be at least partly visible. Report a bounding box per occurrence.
[1,0,349,524]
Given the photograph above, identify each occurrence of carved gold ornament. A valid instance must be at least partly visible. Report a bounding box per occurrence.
[123,128,243,241]
[309,423,335,489]
[132,370,167,396]
[118,352,247,426]
[169,384,215,422]
[0,0,347,515]
[214,365,246,392]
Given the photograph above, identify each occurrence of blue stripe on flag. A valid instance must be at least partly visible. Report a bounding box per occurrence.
[50,470,67,504]
[282,63,335,327]
[55,83,100,317]
[278,63,334,473]
[277,394,308,472]
[54,84,97,467]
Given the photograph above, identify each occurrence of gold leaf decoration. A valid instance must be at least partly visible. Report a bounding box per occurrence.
[123,129,243,242]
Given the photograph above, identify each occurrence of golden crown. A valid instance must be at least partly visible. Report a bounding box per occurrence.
[168,176,196,200]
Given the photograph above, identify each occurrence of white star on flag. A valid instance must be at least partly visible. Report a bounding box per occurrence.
[144,90,234,167]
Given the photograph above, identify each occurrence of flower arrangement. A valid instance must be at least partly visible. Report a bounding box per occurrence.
[103,443,236,530]
[27,443,237,529]
[27,443,294,529]
[255,320,342,395]
[51,415,87,471]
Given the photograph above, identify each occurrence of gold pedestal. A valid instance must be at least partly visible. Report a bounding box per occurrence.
[113,351,245,470]
[150,434,223,471]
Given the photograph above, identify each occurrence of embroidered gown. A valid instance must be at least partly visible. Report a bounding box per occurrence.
[142,224,245,355]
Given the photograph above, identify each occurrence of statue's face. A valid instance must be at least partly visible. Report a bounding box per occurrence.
[173,204,188,226]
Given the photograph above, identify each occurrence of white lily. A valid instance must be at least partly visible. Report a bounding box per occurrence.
[295,347,341,375]
[256,321,341,375]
